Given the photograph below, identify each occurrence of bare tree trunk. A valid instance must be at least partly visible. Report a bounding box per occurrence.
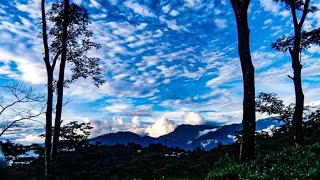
[231,0,256,163]
[41,0,53,179]
[52,0,69,162]
[290,29,304,145]
[288,0,310,145]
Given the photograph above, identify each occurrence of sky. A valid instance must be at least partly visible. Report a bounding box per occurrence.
[0,0,320,144]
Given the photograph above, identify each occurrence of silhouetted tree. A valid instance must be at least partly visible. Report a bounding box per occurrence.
[271,0,319,145]
[256,92,295,127]
[230,0,256,163]
[48,0,104,163]
[0,83,44,137]
[41,0,56,177]
[41,0,104,179]
[59,121,93,151]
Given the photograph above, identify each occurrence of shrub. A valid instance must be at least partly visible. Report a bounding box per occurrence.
[207,143,320,180]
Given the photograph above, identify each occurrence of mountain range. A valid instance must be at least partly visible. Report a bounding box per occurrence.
[90,118,282,150]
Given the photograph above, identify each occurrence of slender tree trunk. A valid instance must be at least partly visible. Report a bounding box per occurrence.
[231,0,256,163]
[41,0,53,179]
[52,0,69,162]
[288,0,310,145]
[290,29,304,145]
[45,72,54,179]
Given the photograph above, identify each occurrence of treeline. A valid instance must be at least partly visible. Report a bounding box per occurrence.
[1,107,320,179]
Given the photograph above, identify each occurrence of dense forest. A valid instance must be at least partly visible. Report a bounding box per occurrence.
[0,0,320,179]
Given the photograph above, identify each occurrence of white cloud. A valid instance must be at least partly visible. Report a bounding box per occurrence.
[307,44,320,54]
[264,19,273,25]
[279,10,290,18]
[162,4,170,13]
[259,0,280,14]
[184,0,203,9]
[15,134,44,145]
[184,112,205,125]
[159,16,188,31]
[206,59,240,88]
[197,128,219,138]
[145,117,177,137]
[124,0,156,18]
[201,139,217,147]
[214,19,227,29]
[90,116,146,137]
[15,0,41,19]
[131,116,140,126]
[105,104,130,113]
[0,48,46,84]
[89,0,101,8]
[169,10,179,17]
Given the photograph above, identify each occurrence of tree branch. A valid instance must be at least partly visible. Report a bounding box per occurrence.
[51,50,62,69]
[299,0,310,28]
[287,75,294,80]
[0,107,45,137]
[289,0,299,29]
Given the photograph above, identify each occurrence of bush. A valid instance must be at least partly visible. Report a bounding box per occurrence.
[207,143,320,180]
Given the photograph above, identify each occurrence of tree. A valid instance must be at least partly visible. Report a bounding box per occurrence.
[0,83,44,137]
[58,121,93,151]
[230,0,256,162]
[41,0,56,177]
[256,92,295,128]
[271,0,319,145]
[48,0,104,162]
[41,0,104,178]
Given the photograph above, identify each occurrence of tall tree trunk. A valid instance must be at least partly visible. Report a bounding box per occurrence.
[231,0,256,163]
[290,29,304,145]
[288,0,310,145]
[41,0,53,179]
[52,0,69,162]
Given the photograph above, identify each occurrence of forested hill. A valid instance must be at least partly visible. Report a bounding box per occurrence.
[90,117,282,150]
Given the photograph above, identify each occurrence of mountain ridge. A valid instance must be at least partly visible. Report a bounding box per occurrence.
[90,117,282,150]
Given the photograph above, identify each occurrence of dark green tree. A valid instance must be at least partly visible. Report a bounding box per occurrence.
[48,0,104,162]
[256,92,298,131]
[59,121,93,151]
[41,0,57,177]
[271,0,319,145]
[41,0,104,179]
[230,0,256,163]
[256,92,294,127]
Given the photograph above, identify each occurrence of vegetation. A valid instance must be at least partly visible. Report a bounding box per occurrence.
[271,0,319,145]
[41,0,104,178]
[0,0,319,179]
[207,125,320,180]
[1,112,320,179]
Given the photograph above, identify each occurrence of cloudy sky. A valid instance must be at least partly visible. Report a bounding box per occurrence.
[0,0,320,144]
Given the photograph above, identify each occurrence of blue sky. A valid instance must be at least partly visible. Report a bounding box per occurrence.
[0,0,320,143]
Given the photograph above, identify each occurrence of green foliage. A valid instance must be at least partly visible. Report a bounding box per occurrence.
[47,1,104,86]
[40,121,93,151]
[273,0,318,12]
[207,143,320,180]
[256,92,295,127]
[59,121,93,151]
[4,115,320,179]
[271,28,320,52]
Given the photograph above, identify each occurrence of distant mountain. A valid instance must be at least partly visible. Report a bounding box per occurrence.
[90,118,282,150]
[190,117,283,150]
[90,131,157,147]
[158,124,218,150]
